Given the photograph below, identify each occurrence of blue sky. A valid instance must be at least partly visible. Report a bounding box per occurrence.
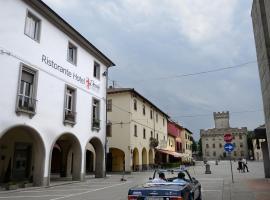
[43,0,264,140]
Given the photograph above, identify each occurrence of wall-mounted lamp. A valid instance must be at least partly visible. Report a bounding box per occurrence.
[102,71,107,76]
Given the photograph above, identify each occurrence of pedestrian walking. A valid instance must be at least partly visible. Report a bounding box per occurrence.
[242,158,249,172]
[237,158,243,173]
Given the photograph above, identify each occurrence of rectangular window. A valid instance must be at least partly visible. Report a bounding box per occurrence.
[93,62,100,79]
[17,65,37,115]
[106,123,112,137]
[239,135,242,140]
[206,144,209,148]
[25,11,41,41]
[240,143,243,148]
[150,110,153,119]
[213,144,215,148]
[157,133,159,140]
[143,128,146,139]
[134,125,137,137]
[67,42,77,65]
[92,98,100,129]
[213,151,216,156]
[64,86,76,124]
[151,131,153,138]
[107,99,112,112]
[156,113,158,122]
[219,143,222,148]
[133,99,137,111]
[143,105,145,115]
[163,118,165,126]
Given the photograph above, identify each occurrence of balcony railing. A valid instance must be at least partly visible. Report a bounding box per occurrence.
[64,109,76,124]
[17,94,37,114]
[92,118,100,130]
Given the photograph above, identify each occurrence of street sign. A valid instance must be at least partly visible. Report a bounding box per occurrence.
[224,133,233,142]
[224,143,234,152]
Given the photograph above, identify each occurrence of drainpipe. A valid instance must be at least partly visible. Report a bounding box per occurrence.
[104,66,109,177]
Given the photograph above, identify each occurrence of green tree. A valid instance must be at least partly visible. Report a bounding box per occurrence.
[191,137,197,152]
[198,138,202,157]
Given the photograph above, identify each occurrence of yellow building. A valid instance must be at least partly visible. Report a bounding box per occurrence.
[107,88,168,172]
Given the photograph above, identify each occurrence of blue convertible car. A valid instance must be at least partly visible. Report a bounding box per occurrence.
[128,168,201,200]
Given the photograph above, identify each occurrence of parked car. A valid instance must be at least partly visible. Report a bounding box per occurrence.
[128,168,201,200]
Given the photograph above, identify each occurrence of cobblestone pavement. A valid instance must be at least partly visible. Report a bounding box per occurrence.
[0,161,268,200]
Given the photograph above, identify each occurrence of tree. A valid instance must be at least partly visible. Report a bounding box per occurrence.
[198,138,202,157]
[191,137,197,152]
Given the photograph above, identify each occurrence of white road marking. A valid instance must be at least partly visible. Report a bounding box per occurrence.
[49,182,129,200]
[0,194,63,199]
[19,188,90,192]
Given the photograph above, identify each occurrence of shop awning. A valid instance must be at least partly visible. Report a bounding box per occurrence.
[155,148,185,158]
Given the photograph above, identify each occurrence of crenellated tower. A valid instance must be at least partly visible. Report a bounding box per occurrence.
[214,111,230,129]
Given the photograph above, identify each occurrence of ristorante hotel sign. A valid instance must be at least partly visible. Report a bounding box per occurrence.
[42,55,100,91]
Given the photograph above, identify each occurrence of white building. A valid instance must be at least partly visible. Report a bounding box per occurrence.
[0,0,114,186]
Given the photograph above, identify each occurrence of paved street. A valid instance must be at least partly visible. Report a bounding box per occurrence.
[0,161,269,200]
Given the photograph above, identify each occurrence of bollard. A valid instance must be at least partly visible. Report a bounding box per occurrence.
[215,160,218,165]
[205,163,211,174]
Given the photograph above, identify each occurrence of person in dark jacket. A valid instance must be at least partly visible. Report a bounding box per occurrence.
[238,158,243,173]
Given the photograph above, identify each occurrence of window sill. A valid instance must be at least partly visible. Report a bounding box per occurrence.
[64,120,76,127]
[92,126,100,131]
[16,108,36,118]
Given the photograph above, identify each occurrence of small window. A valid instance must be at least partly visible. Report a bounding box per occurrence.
[151,131,153,138]
[206,144,209,148]
[106,122,112,137]
[25,11,41,41]
[213,151,216,156]
[213,143,215,148]
[240,143,243,148]
[234,151,237,156]
[94,61,100,79]
[67,42,77,65]
[92,98,100,130]
[150,110,153,119]
[143,128,146,139]
[157,133,159,140]
[143,105,145,115]
[16,65,38,115]
[133,99,137,111]
[107,99,112,112]
[134,125,137,137]
[239,134,242,140]
[163,118,165,126]
[156,113,158,122]
[219,143,222,148]
[240,151,244,156]
[64,86,76,124]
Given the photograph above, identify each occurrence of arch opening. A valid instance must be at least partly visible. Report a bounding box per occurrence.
[142,148,147,171]
[86,137,104,178]
[50,133,82,182]
[106,148,125,172]
[0,125,45,186]
[132,148,139,171]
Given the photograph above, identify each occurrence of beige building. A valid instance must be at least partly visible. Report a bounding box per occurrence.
[200,111,248,160]
[106,88,168,172]
[181,128,193,162]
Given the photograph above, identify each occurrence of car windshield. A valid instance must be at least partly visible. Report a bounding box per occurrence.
[152,169,192,183]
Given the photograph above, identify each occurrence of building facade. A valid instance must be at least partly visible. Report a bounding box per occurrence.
[251,0,270,177]
[107,88,168,172]
[181,128,193,162]
[0,0,114,186]
[200,112,248,160]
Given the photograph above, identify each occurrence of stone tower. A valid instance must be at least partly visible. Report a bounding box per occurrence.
[214,111,229,129]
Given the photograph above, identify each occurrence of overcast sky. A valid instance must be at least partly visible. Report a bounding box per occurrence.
[43,0,264,140]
